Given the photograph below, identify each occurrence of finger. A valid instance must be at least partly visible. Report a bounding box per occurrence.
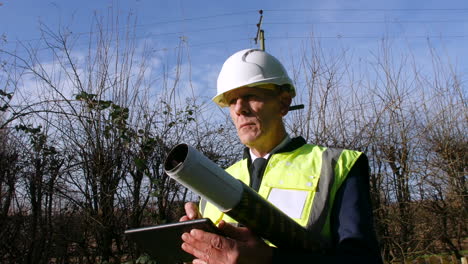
[190,229,221,248]
[181,233,197,255]
[182,233,217,263]
[180,215,191,222]
[182,233,210,262]
[191,229,237,251]
[182,233,226,264]
[182,242,210,264]
[185,202,201,220]
[181,231,197,245]
[218,220,251,241]
[192,259,207,264]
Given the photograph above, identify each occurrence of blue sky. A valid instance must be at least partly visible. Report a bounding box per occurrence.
[1,0,467,104]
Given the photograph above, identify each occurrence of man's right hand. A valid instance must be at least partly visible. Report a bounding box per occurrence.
[179,202,202,222]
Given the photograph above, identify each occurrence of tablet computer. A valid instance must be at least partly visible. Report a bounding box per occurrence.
[125,218,221,264]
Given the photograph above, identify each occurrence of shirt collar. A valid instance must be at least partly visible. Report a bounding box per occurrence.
[249,134,291,162]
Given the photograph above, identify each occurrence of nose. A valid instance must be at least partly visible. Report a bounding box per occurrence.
[232,97,250,115]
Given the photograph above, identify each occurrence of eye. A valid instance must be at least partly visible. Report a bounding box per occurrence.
[244,94,260,101]
[227,93,261,105]
[228,97,238,105]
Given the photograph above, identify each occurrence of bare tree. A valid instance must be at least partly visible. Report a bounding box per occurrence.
[416,45,467,259]
[0,127,22,262]
[0,9,240,264]
[287,37,467,263]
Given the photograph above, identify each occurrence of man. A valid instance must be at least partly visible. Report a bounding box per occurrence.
[179,49,382,264]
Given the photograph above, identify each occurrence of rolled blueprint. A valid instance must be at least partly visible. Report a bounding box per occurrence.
[164,143,320,251]
[164,143,243,211]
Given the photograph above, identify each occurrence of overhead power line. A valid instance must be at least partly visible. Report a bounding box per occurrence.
[151,38,252,53]
[265,8,468,12]
[4,10,257,45]
[133,10,257,27]
[269,35,468,40]
[10,20,468,46]
[265,19,468,25]
[4,31,466,58]
[7,17,466,48]
[4,7,466,46]
[156,34,468,53]
[2,7,467,56]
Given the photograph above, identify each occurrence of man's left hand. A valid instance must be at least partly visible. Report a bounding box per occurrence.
[181,220,273,264]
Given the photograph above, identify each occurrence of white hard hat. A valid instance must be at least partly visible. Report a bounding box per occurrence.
[213,49,296,107]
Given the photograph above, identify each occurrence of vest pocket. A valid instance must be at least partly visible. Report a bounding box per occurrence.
[267,188,309,219]
[263,180,317,226]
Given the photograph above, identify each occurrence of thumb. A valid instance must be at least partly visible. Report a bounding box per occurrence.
[218,220,254,241]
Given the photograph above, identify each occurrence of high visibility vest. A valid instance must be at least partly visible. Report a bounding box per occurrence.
[200,143,362,248]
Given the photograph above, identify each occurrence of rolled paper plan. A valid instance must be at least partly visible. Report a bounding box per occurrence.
[164,143,243,211]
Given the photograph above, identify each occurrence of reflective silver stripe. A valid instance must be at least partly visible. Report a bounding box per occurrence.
[307,148,343,247]
[200,198,207,215]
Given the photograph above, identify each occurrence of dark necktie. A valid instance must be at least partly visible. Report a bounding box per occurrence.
[250,158,267,191]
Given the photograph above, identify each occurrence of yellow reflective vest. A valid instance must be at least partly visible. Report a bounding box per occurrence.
[200,138,362,248]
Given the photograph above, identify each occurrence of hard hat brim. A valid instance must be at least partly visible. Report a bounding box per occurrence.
[212,82,294,107]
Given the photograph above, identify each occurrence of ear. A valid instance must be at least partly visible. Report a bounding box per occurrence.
[278,92,292,117]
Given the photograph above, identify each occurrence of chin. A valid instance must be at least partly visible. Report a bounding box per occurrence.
[237,129,262,144]
[239,135,260,146]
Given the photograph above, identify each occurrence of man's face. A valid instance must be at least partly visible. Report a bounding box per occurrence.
[225,86,288,149]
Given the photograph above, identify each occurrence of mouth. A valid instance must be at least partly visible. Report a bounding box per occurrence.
[239,122,255,129]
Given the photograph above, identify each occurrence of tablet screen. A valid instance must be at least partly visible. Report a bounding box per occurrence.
[125,218,220,264]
